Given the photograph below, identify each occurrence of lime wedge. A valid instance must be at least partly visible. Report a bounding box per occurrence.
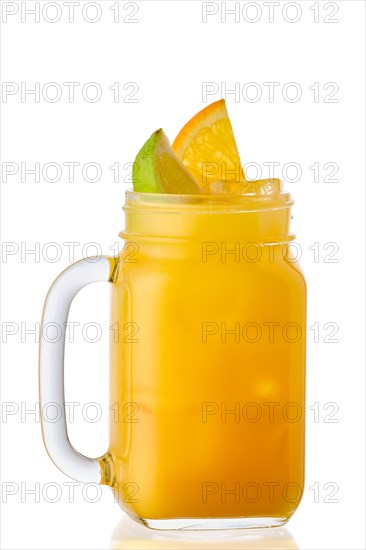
[132,129,202,194]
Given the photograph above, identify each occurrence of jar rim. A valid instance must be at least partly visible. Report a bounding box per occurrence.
[125,187,293,212]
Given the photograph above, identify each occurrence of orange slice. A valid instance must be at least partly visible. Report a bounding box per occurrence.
[172,99,245,193]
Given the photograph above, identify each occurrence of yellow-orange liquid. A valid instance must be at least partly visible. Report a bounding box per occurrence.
[107,197,306,525]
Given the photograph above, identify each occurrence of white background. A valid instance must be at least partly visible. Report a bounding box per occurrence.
[1,1,365,549]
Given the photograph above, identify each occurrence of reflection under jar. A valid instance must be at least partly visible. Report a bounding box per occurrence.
[110,514,298,550]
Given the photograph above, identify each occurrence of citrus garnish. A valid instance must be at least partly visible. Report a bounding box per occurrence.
[172,99,245,193]
[200,178,282,196]
[132,129,202,194]
[245,178,282,195]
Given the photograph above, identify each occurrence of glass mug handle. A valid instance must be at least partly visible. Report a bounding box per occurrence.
[39,256,115,483]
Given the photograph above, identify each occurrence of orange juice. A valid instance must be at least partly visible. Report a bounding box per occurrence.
[107,190,306,529]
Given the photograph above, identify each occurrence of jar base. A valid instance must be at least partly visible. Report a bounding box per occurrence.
[138,516,289,531]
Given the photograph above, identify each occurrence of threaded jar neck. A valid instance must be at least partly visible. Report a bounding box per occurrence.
[121,188,295,244]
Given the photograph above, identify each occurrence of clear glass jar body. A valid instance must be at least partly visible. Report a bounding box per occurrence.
[108,192,306,529]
